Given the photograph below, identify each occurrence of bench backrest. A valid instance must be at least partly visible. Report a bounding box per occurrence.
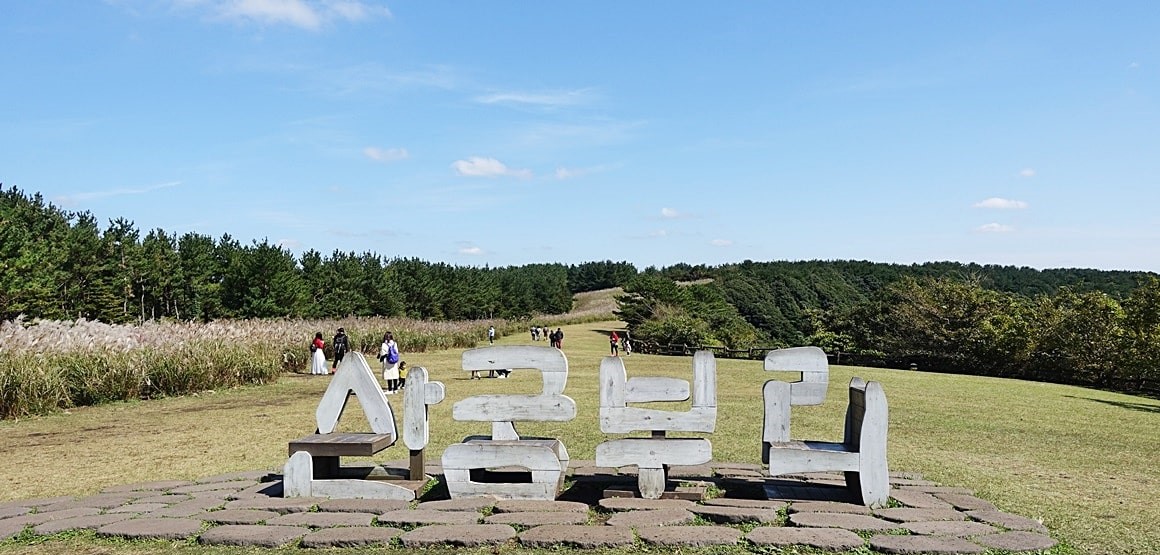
[843,377,888,453]
[452,346,577,440]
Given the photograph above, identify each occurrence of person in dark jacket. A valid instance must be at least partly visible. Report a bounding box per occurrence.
[331,327,350,374]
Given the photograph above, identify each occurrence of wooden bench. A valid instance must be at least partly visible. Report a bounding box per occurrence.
[595,351,717,499]
[441,346,576,500]
[284,352,444,500]
[765,377,889,508]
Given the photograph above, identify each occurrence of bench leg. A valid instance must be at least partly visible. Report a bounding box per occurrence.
[638,467,666,500]
[314,456,340,479]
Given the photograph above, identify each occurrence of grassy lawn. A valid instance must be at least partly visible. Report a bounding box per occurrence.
[2,319,1157,554]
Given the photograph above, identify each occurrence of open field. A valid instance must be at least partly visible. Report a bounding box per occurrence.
[2,319,1158,554]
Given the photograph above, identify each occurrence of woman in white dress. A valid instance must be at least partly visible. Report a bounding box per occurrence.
[379,331,401,393]
[310,332,328,375]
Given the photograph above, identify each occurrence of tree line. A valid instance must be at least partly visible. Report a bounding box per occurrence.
[617,264,1160,393]
[1,186,634,323]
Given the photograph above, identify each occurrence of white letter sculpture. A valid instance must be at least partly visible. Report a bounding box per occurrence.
[284,352,444,500]
[595,350,717,499]
[441,346,576,499]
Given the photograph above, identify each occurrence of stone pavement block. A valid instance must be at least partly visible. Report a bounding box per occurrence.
[485,511,589,526]
[267,511,376,528]
[889,489,955,510]
[965,510,1049,534]
[197,524,308,547]
[0,520,28,541]
[318,498,411,513]
[519,525,634,548]
[905,520,1000,537]
[39,493,140,512]
[638,525,741,546]
[789,512,899,531]
[5,507,101,527]
[300,526,402,548]
[746,527,865,550]
[788,501,872,514]
[417,497,496,512]
[689,505,780,524]
[401,524,515,547]
[97,517,203,540]
[196,470,274,484]
[106,503,169,514]
[934,493,998,511]
[712,462,764,472]
[493,499,589,513]
[102,480,194,493]
[171,480,256,495]
[142,496,226,517]
[32,513,134,535]
[200,509,279,525]
[0,496,73,510]
[229,480,283,500]
[0,507,30,519]
[132,493,192,505]
[598,497,695,511]
[224,497,322,514]
[605,509,693,528]
[377,509,480,526]
[874,507,967,522]
[973,530,1058,551]
[869,534,986,554]
[703,498,787,510]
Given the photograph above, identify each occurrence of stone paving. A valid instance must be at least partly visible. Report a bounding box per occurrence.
[0,461,1059,553]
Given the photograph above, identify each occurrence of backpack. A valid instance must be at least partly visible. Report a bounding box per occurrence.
[334,334,348,354]
[386,342,399,364]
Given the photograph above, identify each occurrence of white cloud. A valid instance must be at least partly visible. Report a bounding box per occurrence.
[451,156,532,178]
[174,0,391,30]
[976,223,1015,233]
[660,207,682,219]
[973,197,1028,209]
[54,180,181,206]
[475,88,594,108]
[1019,168,1036,177]
[277,238,302,249]
[363,146,409,163]
[710,239,733,247]
[459,246,484,255]
[555,167,584,180]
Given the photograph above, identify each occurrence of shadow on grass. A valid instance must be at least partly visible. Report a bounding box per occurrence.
[1065,395,1160,414]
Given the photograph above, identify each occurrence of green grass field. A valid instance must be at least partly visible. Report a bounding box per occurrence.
[2,319,1157,555]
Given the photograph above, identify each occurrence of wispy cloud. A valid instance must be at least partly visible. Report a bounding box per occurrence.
[660,207,687,219]
[174,0,391,31]
[554,163,616,180]
[451,156,532,178]
[474,88,594,108]
[277,238,302,249]
[973,197,1028,209]
[710,239,733,247]
[54,181,181,206]
[458,245,484,255]
[649,229,668,238]
[976,223,1015,233]
[1019,168,1036,177]
[363,146,409,163]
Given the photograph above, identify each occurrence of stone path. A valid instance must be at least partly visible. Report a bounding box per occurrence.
[0,463,1058,553]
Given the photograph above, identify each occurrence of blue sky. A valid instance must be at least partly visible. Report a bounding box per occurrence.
[3,1,1158,271]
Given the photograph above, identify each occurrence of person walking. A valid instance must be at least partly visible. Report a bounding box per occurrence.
[488,325,496,345]
[610,331,620,356]
[379,331,401,393]
[331,327,350,374]
[310,332,327,375]
[552,328,564,349]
